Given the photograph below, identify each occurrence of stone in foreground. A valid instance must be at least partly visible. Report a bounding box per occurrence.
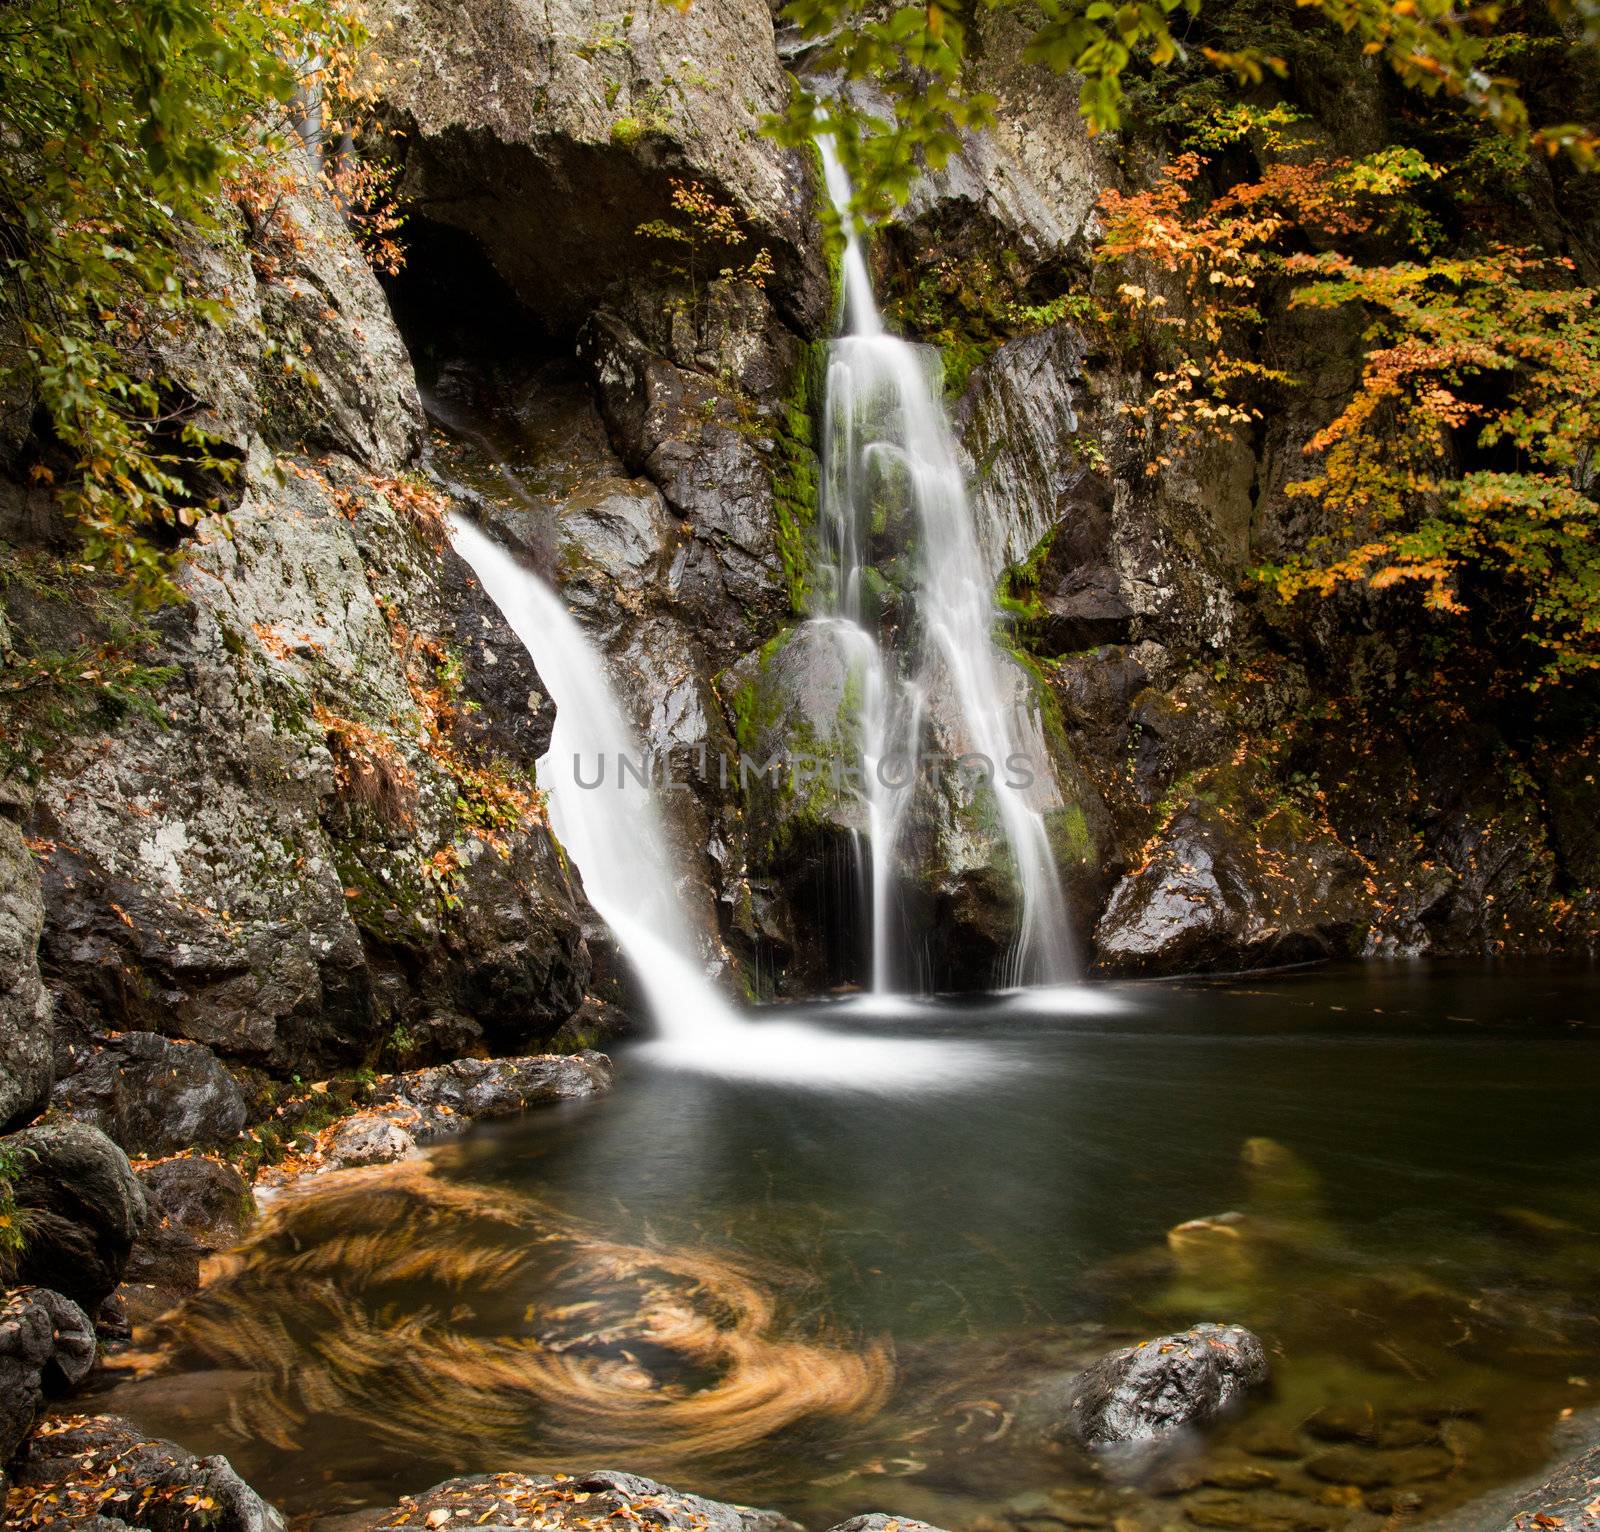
[1063,1322,1270,1447]
[825,1518,950,1532]
[120,1157,256,1321]
[369,1468,801,1532]
[7,1414,284,1532]
[2,1123,147,1310]
[1495,1441,1600,1531]
[0,1288,96,1464]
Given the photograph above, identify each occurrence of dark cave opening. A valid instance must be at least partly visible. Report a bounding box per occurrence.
[380,213,571,400]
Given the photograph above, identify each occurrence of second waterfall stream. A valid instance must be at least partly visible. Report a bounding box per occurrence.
[813,137,1077,990]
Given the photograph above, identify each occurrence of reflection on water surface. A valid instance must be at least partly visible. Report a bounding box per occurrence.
[100,963,1600,1531]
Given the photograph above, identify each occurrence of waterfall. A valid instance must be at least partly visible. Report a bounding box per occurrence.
[448,515,740,1040]
[448,512,989,1088]
[815,138,1077,989]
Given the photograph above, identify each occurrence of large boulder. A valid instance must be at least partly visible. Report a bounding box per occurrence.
[6,1413,285,1532]
[2,1123,147,1310]
[1093,788,1368,975]
[0,814,52,1131]
[0,1288,96,1465]
[367,1467,802,1532]
[52,1034,248,1157]
[1062,1323,1270,1447]
[24,459,587,1075]
[5,129,588,1076]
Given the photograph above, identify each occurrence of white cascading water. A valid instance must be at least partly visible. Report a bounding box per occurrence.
[448,512,987,1086]
[816,137,1077,989]
[449,514,742,1041]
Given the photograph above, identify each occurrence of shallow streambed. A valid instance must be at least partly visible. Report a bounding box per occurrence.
[98,961,1600,1531]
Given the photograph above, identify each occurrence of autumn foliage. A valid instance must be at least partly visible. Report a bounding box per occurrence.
[1096,137,1600,685]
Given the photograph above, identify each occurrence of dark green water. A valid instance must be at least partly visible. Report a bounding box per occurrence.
[101,962,1600,1531]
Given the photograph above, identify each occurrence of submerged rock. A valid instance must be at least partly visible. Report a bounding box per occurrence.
[52,1033,248,1157]
[1305,1443,1455,1489]
[7,1413,285,1532]
[369,1468,802,1532]
[0,1289,96,1465]
[1062,1322,1270,1447]
[2,1123,146,1310]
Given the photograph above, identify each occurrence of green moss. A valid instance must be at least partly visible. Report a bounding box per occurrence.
[331,834,437,948]
[729,627,794,755]
[1046,803,1094,866]
[885,251,1025,398]
[1002,639,1076,767]
[0,1141,27,1276]
[996,525,1056,628]
[770,345,827,614]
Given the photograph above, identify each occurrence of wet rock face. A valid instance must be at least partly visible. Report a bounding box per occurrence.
[0,815,52,1131]
[1,126,590,1077]
[0,1289,96,1465]
[434,551,556,762]
[7,1413,286,1532]
[719,621,876,986]
[443,832,590,1053]
[1030,474,1136,653]
[367,1467,803,1532]
[146,145,422,469]
[956,325,1092,581]
[24,488,385,1073]
[369,0,820,333]
[24,451,586,1079]
[1063,1323,1270,1447]
[2,1123,147,1310]
[1093,790,1368,975]
[52,1033,247,1157]
[889,7,1116,270]
[580,313,792,667]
